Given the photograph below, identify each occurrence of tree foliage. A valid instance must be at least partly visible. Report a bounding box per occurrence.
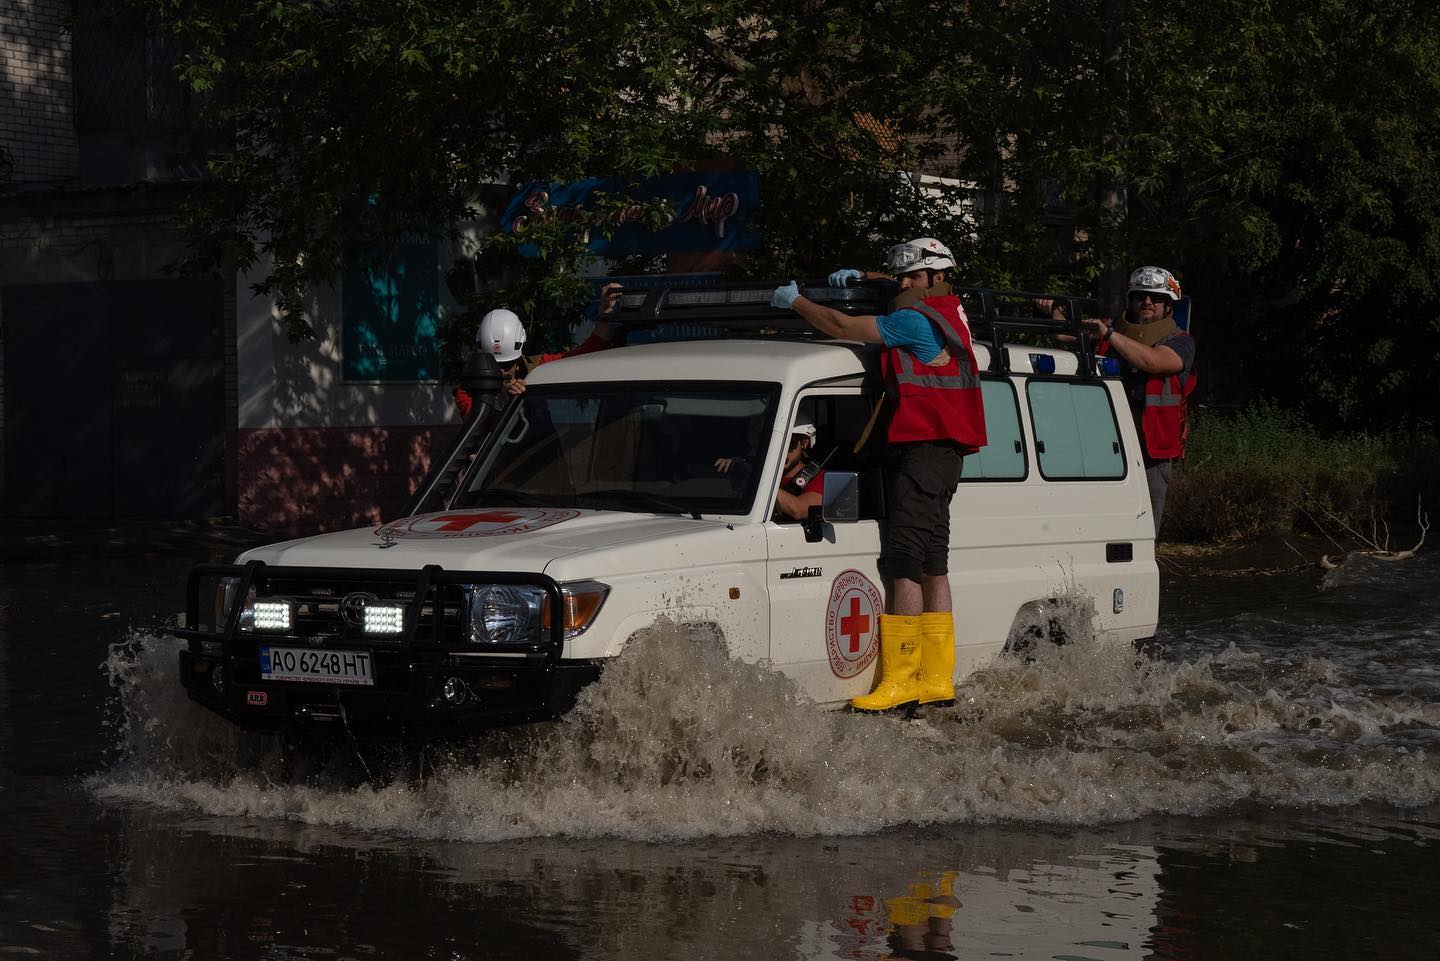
[137,0,1440,427]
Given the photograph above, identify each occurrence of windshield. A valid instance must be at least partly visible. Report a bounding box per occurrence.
[454,382,780,516]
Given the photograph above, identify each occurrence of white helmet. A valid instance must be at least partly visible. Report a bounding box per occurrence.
[1128,266,1182,302]
[476,308,527,362]
[886,237,956,275]
[791,416,816,443]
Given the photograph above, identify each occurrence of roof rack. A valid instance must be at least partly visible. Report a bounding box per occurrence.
[611,281,887,340]
[957,288,1101,377]
[607,279,1104,377]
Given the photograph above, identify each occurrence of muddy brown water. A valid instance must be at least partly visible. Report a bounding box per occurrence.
[2,541,1437,960]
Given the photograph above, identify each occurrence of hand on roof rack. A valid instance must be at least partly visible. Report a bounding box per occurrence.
[1033,297,1067,321]
[597,282,623,316]
[771,281,801,309]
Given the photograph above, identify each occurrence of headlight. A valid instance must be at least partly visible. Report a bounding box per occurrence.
[462,581,610,645]
[209,575,241,630]
[464,585,545,645]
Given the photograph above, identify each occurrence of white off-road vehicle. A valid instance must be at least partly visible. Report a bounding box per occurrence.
[172,283,1158,733]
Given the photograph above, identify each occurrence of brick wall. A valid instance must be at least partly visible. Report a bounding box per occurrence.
[1,0,80,185]
[235,425,453,535]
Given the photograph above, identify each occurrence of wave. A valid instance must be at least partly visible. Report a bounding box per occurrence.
[90,595,1440,842]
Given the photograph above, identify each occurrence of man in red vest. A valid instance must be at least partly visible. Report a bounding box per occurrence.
[1085,267,1195,535]
[772,238,986,712]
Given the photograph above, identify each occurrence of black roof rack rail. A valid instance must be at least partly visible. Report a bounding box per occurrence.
[606,279,1105,377]
[957,288,1102,378]
[610,280,890,342]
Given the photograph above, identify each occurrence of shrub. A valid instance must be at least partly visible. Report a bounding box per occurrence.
[1164,403,1437,543]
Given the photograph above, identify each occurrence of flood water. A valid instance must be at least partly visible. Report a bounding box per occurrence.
[2,542,1438,959]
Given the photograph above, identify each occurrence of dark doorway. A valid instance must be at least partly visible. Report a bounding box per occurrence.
[2,278,224,520]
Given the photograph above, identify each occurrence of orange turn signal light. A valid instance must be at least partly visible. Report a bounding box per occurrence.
[540,581,610,637]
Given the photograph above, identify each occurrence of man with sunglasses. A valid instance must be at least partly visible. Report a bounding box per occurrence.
[1083,266,1196,534]
[771,238,986,714]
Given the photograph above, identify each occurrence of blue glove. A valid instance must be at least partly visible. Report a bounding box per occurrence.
[771,281,801,309]
[828,268,863,288]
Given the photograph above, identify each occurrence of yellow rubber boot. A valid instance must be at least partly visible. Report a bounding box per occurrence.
[884,893,928,927]
[917,612,956,706]
[850,614,921,712]
[927,871,961,920]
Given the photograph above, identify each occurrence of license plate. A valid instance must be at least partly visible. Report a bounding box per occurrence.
[259,646,374,686]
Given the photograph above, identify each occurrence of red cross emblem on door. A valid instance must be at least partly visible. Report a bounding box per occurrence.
[839,595,870,654]
[825,569,882,679]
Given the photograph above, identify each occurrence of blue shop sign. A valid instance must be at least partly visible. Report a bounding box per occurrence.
[502,172,760,256]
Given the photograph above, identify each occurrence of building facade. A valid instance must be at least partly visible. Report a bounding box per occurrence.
[1,1,460,533]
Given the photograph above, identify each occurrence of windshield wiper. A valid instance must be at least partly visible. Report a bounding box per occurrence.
[459,487,570,509]
[578,489,701,520]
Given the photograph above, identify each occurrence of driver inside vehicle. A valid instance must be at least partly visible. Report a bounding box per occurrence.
[714,416,825,522]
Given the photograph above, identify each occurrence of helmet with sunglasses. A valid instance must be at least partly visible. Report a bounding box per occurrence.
[476,308,527,362]
[886,237,956,276]
[1128,266,1182,302]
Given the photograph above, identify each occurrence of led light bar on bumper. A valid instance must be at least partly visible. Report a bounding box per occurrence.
[246,600,293,631]
[463,580,609,646]
[362,604,405,634]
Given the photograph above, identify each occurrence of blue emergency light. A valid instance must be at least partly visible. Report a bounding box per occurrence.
[1028,353,1056,374]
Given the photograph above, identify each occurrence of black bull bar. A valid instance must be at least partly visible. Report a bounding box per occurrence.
[174,560,566,655]
[169,561,598,733]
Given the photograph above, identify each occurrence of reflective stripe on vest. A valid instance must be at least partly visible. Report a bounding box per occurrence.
[891,303,980,388]
[1146,376,1187,407]
[893,349,980,389]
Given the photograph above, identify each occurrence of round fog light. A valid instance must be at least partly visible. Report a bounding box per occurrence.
[212,665,227,695]
[442,677,468,707]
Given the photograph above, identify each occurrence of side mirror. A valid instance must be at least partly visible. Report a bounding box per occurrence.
[821,470,859,523]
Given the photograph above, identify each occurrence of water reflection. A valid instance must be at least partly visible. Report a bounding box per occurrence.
[100,809,1176,961]
[87,805,1440,961]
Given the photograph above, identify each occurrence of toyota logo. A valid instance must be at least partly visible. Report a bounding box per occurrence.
[339,591,381,626]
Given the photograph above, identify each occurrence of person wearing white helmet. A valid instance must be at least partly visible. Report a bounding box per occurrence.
[453,307,532,416]
[712,414,825,521]
[476,307,528,364]
[1079,266,1196,535]
[454,283,624,417]
[770,237,986,714]
[773,415,825,522]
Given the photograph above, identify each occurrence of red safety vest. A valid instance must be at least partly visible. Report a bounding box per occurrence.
[1098,337,1195,460]
[879,295,987,449]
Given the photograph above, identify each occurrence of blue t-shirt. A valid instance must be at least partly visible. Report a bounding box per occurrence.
[875,307,946,364]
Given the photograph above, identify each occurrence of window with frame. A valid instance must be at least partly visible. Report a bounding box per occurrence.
[1025,380,1126,480]
[961,378,1027,481]
[795,391,887,520]
[457,382,779,515]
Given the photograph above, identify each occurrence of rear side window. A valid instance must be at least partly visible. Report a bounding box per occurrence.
[1026,381,1125,480]
[961,379,1026,480]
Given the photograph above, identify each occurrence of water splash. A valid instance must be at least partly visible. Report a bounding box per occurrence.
[91,598,1440,842]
